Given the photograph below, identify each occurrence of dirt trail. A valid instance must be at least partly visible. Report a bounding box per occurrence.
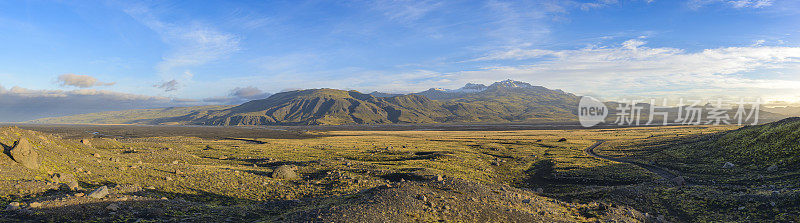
[584,140,681,182]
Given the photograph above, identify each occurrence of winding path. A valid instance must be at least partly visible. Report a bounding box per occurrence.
[584,140,680,182]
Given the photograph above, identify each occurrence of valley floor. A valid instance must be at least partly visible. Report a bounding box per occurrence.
[0,124,796,222]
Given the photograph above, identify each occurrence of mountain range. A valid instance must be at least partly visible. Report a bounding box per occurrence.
[29,80,582,125]
[27,79,787,126]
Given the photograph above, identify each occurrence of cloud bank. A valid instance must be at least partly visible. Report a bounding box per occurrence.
[0,85,197,122]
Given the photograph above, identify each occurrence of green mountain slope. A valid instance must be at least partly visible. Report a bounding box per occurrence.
[664,117,800,168]
[442,80,579,122]
[175,89,453,125]
[169,80,581,125]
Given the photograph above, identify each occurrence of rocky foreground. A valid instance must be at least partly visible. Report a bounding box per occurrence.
[0,126,651,222]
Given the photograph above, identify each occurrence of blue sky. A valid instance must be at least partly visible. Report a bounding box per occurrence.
[1,0,799,120]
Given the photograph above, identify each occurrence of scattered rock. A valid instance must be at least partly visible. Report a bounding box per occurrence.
[165,177,173,181]
[767,164,778,172]
[219,156,228,160]
[51,173,75,183]
[671,176,686,186]
[272,165,300,180]
[65,180,82,191]
[722,162,736,169]
[106,203,120,211]
[5,202,20,211]
[88,186,109,199]
[435,174,444,182]
[74,193,84,197]
[93,153,101,158]
[9,138,40,169]
[557,138,567,142]
[417,194,427,202]
[172,160,179,164]
[29,202,42,208]
[81,139,91,146]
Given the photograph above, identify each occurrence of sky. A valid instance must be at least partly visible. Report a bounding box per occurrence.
[0,0,799,121]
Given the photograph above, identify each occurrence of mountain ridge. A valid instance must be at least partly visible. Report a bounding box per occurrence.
[29,80,583,125]
[26,79,788,126]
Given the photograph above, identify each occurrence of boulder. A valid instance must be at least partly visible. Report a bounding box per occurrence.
[9,138,39,169]
[106,203,120,211]
[88,186,109,199]
[767,164,778,172]
[5,202,20,211]
[671,176,686,186]
[272,165,300,180]
[51,173,75,183]
[64,180,82,191]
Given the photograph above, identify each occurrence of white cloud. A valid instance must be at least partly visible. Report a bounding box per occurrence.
[753,39,766,46]
[457,39,800,101]
[621,39,646,49]
[57,74,115,88]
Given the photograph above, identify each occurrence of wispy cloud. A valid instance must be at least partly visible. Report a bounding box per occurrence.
[484,0,554,47]
[688,0,773,9]
[124,4,240,83]
[369,0,444,23]
[57,74,115,88]
[580,0,619,11]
